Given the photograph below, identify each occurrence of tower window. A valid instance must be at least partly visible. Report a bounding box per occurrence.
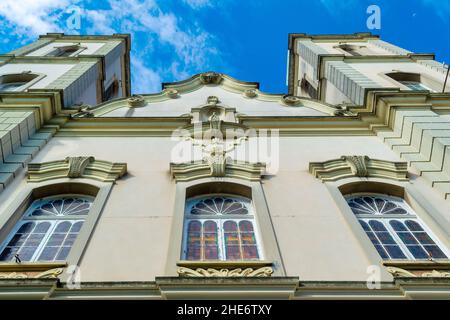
[0,195,93,262]
[183,195,261,261]
[386,72,436,92]
[46,45,83,57]
[346,194,448,260]
[0,73,40,92]
[337,44,374,56]
[103,78,120,101]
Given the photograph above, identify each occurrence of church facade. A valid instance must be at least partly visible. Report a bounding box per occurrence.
[0,32,449,299]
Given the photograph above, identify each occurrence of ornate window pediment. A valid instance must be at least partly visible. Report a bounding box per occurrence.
[309,155,408,182]
[28,157,127,183]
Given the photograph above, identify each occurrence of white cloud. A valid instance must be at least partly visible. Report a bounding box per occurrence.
[131,56,162,93]
[0,0,224,93]
[182,0,212,9]
[421,0,450,22]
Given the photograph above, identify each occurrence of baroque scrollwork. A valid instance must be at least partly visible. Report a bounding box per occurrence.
[65,156,95,178]
[342,155,369,177]
[177,266,273,277]
[386,267,450,278]
[0,268,64,279]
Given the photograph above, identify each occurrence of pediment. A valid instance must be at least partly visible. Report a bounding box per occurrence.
[71,72,340,119]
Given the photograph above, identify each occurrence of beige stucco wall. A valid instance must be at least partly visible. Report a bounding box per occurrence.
[0,133,447,282]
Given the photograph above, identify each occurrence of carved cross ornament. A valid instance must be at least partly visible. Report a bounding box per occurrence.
[185,136,247,177]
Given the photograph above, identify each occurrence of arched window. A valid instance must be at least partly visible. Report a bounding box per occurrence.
[183,195,261,261]
[0,195,93,262]
[0,73,39,92]
[346,194,448,260]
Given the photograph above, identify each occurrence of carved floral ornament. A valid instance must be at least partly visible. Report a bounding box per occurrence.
[0,268,63,279]
[177,266,273,277]
[28,157,127,183]
[309,155,408,182]
[243,89,258,98]
[386,266,450,278]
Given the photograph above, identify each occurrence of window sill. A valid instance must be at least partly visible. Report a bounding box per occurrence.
[0,262,67,272]
[383,260,450,269]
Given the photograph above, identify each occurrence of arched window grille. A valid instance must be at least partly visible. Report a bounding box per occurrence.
[183,195,261,261]
[0,195,93,262]
[346,194,448,260]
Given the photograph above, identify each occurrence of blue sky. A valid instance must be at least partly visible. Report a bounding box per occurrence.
[0,0,449,94]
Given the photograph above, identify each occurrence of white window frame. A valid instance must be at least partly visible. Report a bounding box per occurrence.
[346,193,450,260]
[0,194,92,263]
[182,194,264,261]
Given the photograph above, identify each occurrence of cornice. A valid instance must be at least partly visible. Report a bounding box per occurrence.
[309,155,408,182]
[28,156,127,183]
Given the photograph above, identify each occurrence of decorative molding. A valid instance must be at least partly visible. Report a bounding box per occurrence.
[387,266,450,278]
[177,266,273,277]
[243,89,258,98]
[174,134,265,180]
[207,96,219,105]
[165,89,179,98]
[386,266,417,278]
[28,157,127,182]
[170,160,265,182]
[199,72,223,85]
[71,104,95,118]
[309,155,408,182]
[342,155,369,177]
[0,267,64,279]
[127,95,145,108]
[282,95,301,106]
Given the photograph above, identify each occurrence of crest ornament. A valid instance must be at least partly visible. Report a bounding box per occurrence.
[199,72,222,84]
[282,95,301,106]
[243,89,258,98]
[127,95,145,108]
[166,89,179,98]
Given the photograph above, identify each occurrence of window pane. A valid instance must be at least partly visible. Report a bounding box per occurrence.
[376,232,396,245]
[396,232,418,244]
[358,220,370,231]
[225,245,241,260]
[366,231,380,245]
[423,245,447,259]
[374,245,389,259]
[414,232,435,245]
[389,220,407,231]
[38,247,58,261]
[384,245,407,259]
[56,247,71,261]
[242,246,259,260]
[406,245,429,259]
[405,220,424,231]
[369,220,387,231]
[186,246,201,260]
